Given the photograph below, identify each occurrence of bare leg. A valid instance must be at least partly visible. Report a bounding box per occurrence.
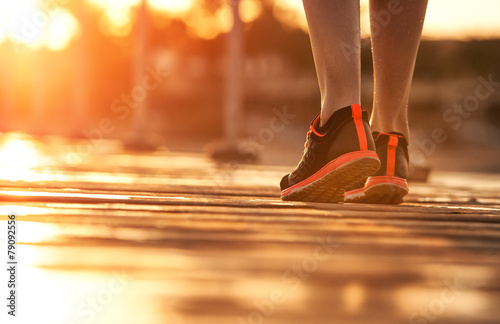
[369,0,428,139]
[302,0,361,126]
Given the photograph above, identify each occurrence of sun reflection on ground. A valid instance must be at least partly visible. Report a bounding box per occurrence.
[18,222,61,244]
[0,205,48,218]
[0,263,136,324]
[0,190,132,200]
[0,134,41,182]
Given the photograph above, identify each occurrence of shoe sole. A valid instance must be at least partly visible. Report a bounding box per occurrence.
[281,151,380,203]
[345,176,409,204]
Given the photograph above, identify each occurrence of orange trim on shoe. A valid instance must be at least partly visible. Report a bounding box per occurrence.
[281,150,379,197]
[376,132,404,141]
[351,104,367,150]
[386,136,399,177]
[310,115,325,137]
[365,176,409,191]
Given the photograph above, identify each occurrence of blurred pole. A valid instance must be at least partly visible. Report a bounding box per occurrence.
[224,0,243,141]
[31,49,47,134]
[210,0,255,162]
[0,51,15,131]
[72,0,88,134]
[132,0,149,146]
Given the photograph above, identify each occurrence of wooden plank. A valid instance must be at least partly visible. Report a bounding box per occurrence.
[1,147,499,324]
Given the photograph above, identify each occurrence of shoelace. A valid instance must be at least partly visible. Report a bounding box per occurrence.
[304,129,312,149]
[292,129,315,180]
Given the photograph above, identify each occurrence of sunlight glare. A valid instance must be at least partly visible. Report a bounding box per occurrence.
[240,0,263,23]
[274,0,500,40]
[86,0,140,10]
[0,0,44,49]
[0,206,48,218]
[0,0,79,50]
[18,222,61,244]
[273,0,308,32]
[87,0,139,37]
[86,0,262,40]
[423,0,500,39]
[103,9,134,37]
[45,9,79,51]
[147,0,193,15]
[0,191,131,200]
[185,6,233,40]
[0,134,41,181]
[0,265,125,324]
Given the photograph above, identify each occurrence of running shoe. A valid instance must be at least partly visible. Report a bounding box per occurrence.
[344,132,409,204]
[280,104,380,203]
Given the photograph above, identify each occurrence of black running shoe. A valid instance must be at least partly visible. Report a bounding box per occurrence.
[280,105,380,203]
[344,132,409,204]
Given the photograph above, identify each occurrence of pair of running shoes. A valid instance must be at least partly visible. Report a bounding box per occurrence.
[280,104,409,204]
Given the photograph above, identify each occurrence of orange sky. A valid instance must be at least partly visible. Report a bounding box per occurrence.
[0,0,499,51]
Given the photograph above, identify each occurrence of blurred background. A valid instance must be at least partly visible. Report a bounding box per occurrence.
[0,0,499,172]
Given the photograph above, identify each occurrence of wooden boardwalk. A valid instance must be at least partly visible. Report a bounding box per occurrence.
[1,140,499,324]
